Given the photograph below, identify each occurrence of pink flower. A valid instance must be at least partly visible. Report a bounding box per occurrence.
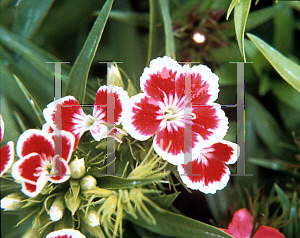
[45,229,86,238]
[0,114,14,176]
[122,56,228,165]
[221,208,285,238]
[12,129,75,197]
[43,85,129,147]
[178,140,239,194]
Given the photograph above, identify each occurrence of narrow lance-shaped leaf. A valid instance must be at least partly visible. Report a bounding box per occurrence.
[64,0,114,104]
[234,0,251,61]
[247,33,300,92]
[158,0,176,60]
[226,0,240,20]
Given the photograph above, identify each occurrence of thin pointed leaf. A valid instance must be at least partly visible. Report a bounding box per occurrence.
[108,10,149,28]
[158,0,176,60]
[234,0,251,61]
[150,192,180,210]
[247,33,300,92]
[274,184,290,212]
[226,0,240,20]
[126,205,234,238]
[13,0,55,39]
[12,74,45,126]
[64,0,114,103]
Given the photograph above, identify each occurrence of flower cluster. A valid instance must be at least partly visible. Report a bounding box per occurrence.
[1,57,239,237]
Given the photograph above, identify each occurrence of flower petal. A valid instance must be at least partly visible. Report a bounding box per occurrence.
[0,141,14,176]
[253,226,284,238]
[192,103,228,146]
[0,114,4,143]
[13,153,48,197]
[122,93,162,141]
[45,229,86,238]
[140,56,182,100]
[43,96,88,147]
[178,141,237,193]
[222,208,253,238]
[53,130,75,163]
[89,122,109,141]
[48,155,71,183]
[17,129,54,159]
[93,85,129,125]
[153,126,202,165]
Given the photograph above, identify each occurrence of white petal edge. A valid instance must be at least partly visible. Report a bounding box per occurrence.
[45,229,86,238]
[0,141,14,176]
[16,129,54,159]
[177,163,230,194]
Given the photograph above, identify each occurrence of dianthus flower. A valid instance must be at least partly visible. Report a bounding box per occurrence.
[12,129,75,197]
[0,114,14,176]
[221,208,285,238]
[43,85,129,147]
[122,56,228,165]
[45,229,86,238]
[178,140,239,194]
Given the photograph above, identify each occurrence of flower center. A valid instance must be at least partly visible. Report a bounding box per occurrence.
[85,114,96,127]
[163,108,181,121]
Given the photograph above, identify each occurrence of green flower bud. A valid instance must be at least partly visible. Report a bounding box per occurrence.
[84,207,100,227]
[49,194,66,221]
[1,193,26,211]
[70,158,86,179]
[80,175,97,190]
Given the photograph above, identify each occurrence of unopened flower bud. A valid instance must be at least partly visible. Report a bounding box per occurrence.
[108,65,123,88]
[84,207,100,227]
[1,193,26,211]
[49,194,66,221]
[80,175,97,190]
[70,158,86,179]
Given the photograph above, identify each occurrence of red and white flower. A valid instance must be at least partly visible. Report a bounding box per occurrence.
[45,229,86,238]
[221,208,285,238]
[12,129,75,197]
[0,114,14,176]
[122,56,228,165]
[178,140,239,194]
[43,85,129,147]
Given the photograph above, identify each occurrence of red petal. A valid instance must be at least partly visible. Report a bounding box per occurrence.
[227,209,253,238]
[17,129,54,158]
[43,96,88,148]
[89,122,108,141]
[45,229,86,238]
[207,140,239,164]
[0,141,14,176]
[123,93,162,141]
[140,57,181,101]
[0,114,4,142]
[94,85,128,125]
[153,126,201,165]
[52,130,75,163]
[178,146,232,193]
[253,226,284,238]
[192,104,228,145]
[48,155,70,183]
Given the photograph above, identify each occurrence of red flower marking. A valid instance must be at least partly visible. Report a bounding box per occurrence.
[178,140,239,194]
[221,208,285,238]
[12,129,75,197]
[122,56,228,165]
[45,229,86,238]
[43,85,129,147]
[0,114,14,176]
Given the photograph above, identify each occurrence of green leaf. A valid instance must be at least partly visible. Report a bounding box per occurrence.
[234,0,251,61]
[12,74,45,126]
[248,158,289,172]
[158,0,176,59]
[64,0,114,103]
[95,175,167,189]
[245,93,288,157]
[247,33,300,92]
[13,0,55,39]
[126,205,234,238]
[289,192,300,237]
[150,192,180,210]
[272,81,300,112]
[226,0,240,20]
[274,184,290,212]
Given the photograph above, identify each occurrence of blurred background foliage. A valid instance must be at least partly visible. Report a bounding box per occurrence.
[0,0,300,237]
